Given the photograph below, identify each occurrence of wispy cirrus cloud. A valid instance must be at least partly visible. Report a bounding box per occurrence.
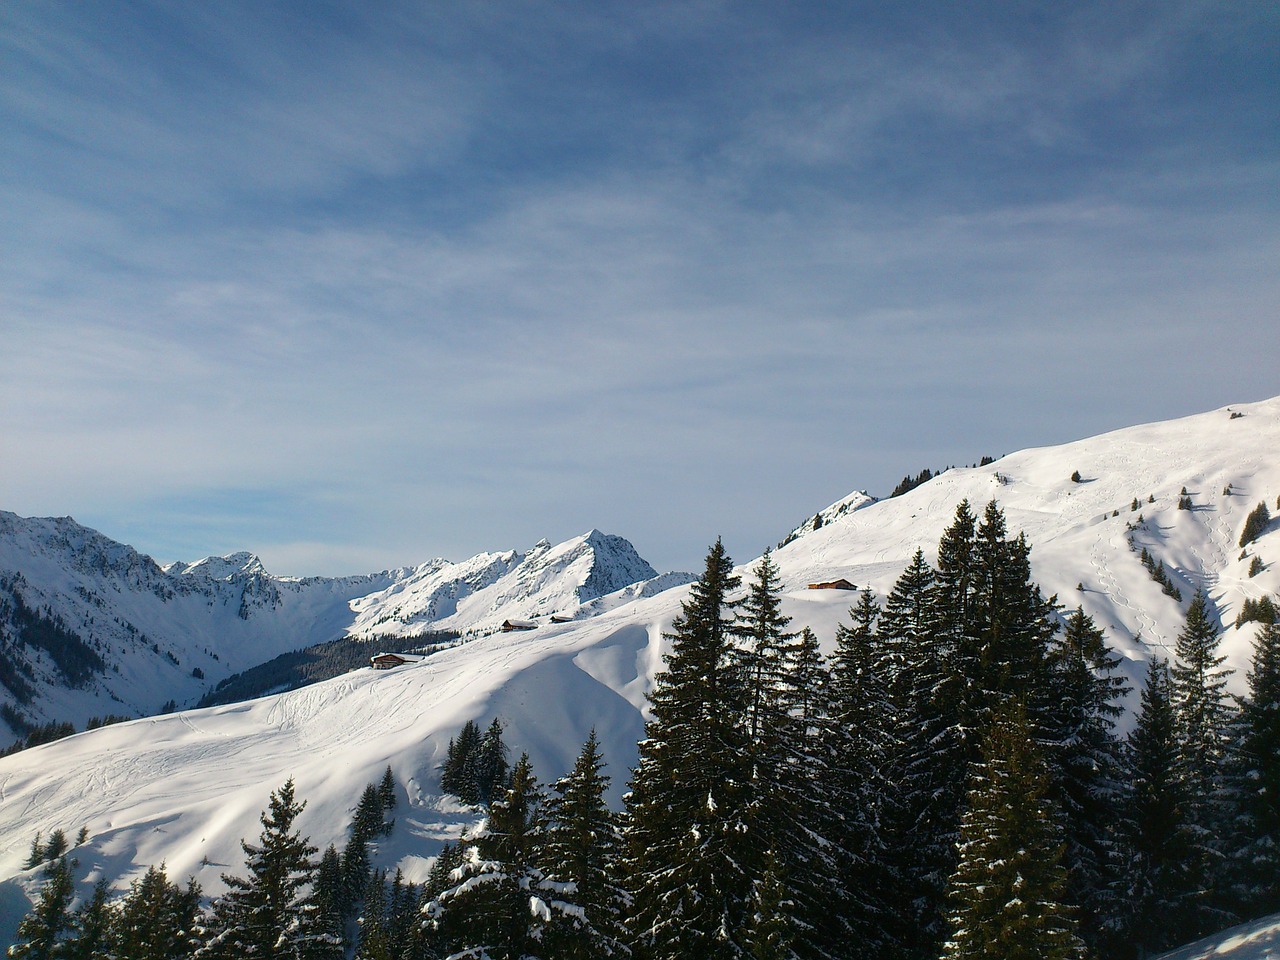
[1,1,1275,574]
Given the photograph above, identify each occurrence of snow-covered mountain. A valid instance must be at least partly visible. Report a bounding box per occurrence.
[1,396,1279,944]
[0,517,672,735]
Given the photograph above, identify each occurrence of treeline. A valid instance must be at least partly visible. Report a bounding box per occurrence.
[0,714,130,758]
[0,575,106,706]
[197,632,460,708]
[13,499,1280,960]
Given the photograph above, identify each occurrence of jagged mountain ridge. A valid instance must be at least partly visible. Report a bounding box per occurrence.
[1,396,1279,945]
[0,516,672,735]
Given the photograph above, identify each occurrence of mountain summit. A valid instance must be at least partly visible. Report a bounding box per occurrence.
[0,518,666,733]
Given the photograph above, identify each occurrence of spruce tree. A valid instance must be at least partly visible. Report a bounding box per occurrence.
[62,878,115,960]
[941,701,1085,960]
[543,730,629,959]
[341,781,392,920]
[305,845,347,959]
[202,779,320,959]
[441,720,482,803]
[825,587,899,957]
[1120,659,1200,956]
[1224,621,1280,918]
[426,753,559,959]
[9,856,74,960]
[1170,589,1234,933]
[476,717,512,806]
[113,863,202,960]
[1045,607,1129,954]
[1172,591,1234,797]
[379,766,396,810]
[353,870,391,960]
[624,538,753,960]
[733,549,819,955]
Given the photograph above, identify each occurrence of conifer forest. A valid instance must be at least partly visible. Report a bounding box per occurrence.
[11,500,1280,960]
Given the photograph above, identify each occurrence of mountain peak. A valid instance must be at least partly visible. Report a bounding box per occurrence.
[167,552,269,579]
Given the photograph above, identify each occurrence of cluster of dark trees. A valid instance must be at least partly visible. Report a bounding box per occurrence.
[0,575,106,709]
[12,498,1280,960]
[198,632,461,709]
[439,717,512,806]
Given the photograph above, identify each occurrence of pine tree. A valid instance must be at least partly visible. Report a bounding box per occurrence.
[1173,591,1234,796]
[441,720,482,803]
[825,587,900,957]
[384,869,419,956]
[353,870,391,960]
[304,845,347,959]
[379,766,397,810]
[624,538,753,960]
[24,833,44,870]
[9,856,75,960]
[1120,659,1200,956]
[476,717,512,807]
[202,779,320,959]
[876,546,952,958]
[733,549,814,953]
[543,731,629,959]
[113,863,202,960]
[1224,621,1280,918]
[745,849,795,960]
[1170,590,1234,933]
[426,754,559,959]
[342,782,392,920]
[43,830,68,861]
[1045,608,1129,954]
[62,878,115,960]
[941,701,1085,960]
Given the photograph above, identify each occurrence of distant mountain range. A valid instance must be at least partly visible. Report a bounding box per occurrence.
[1,395,1278,946]
[0,514,683,734]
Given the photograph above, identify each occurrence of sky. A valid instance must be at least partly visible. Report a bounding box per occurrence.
[1,1,1277,577]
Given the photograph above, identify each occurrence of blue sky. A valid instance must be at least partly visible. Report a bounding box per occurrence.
[2,0,1277,576]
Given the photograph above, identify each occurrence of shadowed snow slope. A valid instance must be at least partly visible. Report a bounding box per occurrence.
[1155,911,1280,959]
[1,396,1279,943]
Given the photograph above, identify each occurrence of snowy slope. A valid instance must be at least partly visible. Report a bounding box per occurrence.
[0,517,668,734]
[1,396,1278,942]
[1155,911,1280,959]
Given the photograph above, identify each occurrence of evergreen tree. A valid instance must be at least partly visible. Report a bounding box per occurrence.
[825,587,900,957]
[113,863,202,960]
[624,538,753,960]
[890,527,966,957]
[304,845,346,960]
[384,869,419,956]
[1170,590,1234,932]
[353,870,392,960]
[1120,659,1201,957]
[733,550,823,956]
[543,731,629,959]
[9,856,74,960]
[201,779,320,959]
[341,782,392,921]
[941,701,1085,960]
[62,879,115,960]
[441,720,482,803]
[24,833,44,870]
[379,766,397,810]
[43,830,68,862]
[1045,607,1129,954]
[1224,621,1280,918]
[745,849,795,960]
[1172,591,1234,798]
[426,754,559,959]
[476,717,512,807]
